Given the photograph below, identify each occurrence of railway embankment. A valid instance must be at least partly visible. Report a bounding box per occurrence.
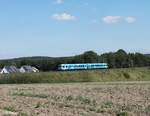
[0,67,150,84]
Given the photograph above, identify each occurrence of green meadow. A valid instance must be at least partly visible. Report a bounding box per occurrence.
[0,67,150,84]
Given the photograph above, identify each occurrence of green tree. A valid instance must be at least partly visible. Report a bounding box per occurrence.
[83,51,99,63]
[115,49,128,68]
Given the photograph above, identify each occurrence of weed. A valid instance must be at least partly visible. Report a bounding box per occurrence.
[50,95,62,101]
[19,112,28,116]
[12,92,48,98]
[65,95,73,101]
[88,107,96,112]
[101,101,113,109]
[64,104,74,108]
[96,108,105,113]
[76,96,91,105]
[35,102,42,108]
[145,105,150,113]
[92,99,97,106]
[116,111,129,116]
[3,106,16,112]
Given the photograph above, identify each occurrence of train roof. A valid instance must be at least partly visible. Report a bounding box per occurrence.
[60,63,108,65]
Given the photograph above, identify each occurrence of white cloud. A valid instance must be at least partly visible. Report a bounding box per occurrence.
[91,19,98,24]
[102,16,122,24]
[56,0,64,4]
[83,3,89,6]
[125,17,136,23]
[52,13,76,21]
[102,16,137,24]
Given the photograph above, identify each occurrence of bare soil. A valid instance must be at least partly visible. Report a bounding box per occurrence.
[0,82,150,116]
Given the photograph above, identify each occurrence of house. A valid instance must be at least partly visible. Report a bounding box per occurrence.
[0,66,20,74]
[20,65,39,73]
[32,67,39,72]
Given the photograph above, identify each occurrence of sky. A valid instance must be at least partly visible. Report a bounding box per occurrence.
[0,0,150,59]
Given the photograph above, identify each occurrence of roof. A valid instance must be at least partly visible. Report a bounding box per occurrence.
[32,67,39,72]
[21,65,34,72]
[4,66,19,73]
[21,65,39,72]
[60,63,108,66]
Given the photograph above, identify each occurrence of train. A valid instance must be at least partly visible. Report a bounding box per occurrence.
[58,63,108,71]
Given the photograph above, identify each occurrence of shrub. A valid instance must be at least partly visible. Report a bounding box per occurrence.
[123,72,130,79]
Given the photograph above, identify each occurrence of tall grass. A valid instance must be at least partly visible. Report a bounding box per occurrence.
[0,67,150,84]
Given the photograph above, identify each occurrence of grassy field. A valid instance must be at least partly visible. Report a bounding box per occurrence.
[0,67,150,84]
[0,82,150,116]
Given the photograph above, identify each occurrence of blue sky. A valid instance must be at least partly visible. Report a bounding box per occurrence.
[0,0,150,59]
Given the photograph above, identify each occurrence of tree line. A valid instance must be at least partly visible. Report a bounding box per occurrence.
[0,49,150,71]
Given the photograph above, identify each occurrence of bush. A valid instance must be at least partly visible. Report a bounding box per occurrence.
[123,72,130,79]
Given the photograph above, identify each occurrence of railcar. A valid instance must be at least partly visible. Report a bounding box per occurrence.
[58,63,108,71]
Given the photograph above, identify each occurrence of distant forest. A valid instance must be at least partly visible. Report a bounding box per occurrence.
[0,49,150,71]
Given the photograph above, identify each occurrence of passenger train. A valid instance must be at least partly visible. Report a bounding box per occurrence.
[58,63,108,71]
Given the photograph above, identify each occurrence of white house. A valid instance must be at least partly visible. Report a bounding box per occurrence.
[32,67,39,72]
[0,66,20,74]
[20,65,39,73]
